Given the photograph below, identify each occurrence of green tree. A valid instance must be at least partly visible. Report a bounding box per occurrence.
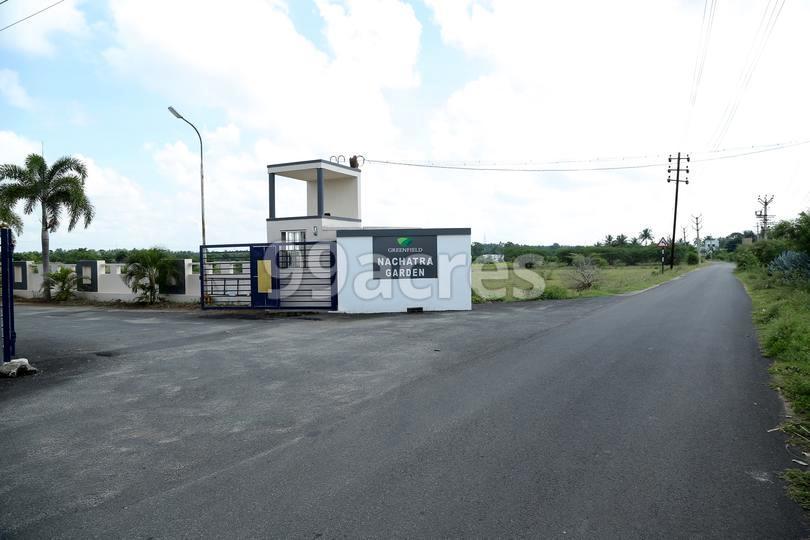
[639,228,653,245]
[604,234,614,247]
[0,154,94,300]
[615,234,628,246]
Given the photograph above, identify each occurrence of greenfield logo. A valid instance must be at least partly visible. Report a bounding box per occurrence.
[397,237,413,247]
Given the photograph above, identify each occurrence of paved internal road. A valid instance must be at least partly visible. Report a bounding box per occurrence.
[1,263,806,537]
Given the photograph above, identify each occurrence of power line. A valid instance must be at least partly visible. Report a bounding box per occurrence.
[365,137,810,173]
[0,0,65,33]
[684,0,718,146]
[364,159,664,173]
[689,0,718,109]
[709,0,785,150]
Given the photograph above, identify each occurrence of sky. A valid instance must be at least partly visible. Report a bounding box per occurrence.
[0,0,808,251]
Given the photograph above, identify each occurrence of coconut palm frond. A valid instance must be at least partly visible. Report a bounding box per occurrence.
[47,156,87,183]
[0,164,30,183]
[24,154,46,178]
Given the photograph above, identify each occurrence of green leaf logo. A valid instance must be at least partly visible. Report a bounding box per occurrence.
[397,237,413,247]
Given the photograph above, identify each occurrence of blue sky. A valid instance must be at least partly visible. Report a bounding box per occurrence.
[1,0,809,251]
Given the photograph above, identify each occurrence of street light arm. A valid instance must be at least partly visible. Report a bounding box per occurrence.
[168,107,206,247]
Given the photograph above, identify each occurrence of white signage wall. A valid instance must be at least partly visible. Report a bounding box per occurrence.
[336,228,471,314]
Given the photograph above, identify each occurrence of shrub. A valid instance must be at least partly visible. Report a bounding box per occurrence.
[751,239,792,266]
[735,247,760,271]
[121,248,180,304]
[569,255,600,292]
[540,284,569,300]
[589,255,609,268]
[768,251,810,284]
[515,253,544,269]
[687,252,699,265]
[42,267,77,301]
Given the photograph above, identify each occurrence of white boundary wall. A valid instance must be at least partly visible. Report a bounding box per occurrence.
[13,259,199,303]
[336,230,471,314]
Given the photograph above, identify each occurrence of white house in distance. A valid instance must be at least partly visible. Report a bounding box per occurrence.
[701,237,720,256]
[263,159,472,314]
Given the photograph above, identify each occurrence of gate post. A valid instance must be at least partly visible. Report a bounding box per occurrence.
[1,228,16,362]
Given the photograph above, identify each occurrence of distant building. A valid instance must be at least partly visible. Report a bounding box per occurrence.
[701,238,720,255]
[479,254,505,263]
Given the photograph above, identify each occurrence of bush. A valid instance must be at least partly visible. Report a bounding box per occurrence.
[121,248,180,304]
[751,239,792,266]
[515,253,544,269]
[589,255,609,268]
[768,251,810,284]
[687,252,699,265]
[735,247,760,270]
[42,267,77,301]
[569,255,600,292]
[540,284,569,300]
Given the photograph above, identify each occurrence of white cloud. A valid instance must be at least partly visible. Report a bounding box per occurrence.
[0,0,88,55]
[0,69,33,109]
[420,0,810,242]
[105,0,421,155]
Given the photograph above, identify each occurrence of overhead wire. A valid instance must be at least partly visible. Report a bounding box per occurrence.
[364,138,810,173]
[0,0,65,33]
[683,0,718,146]
[709,0,785,150]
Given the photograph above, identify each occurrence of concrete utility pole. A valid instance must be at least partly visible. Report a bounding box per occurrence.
[667,152,690,269]
[682,226,688,244]
[755,195,774,240]
[691,214,703,264]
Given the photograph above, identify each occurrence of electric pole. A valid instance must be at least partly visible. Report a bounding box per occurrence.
[682,226,688,244]
[667,152,690,269]
[691,214,703,264]
[755,195,774,240]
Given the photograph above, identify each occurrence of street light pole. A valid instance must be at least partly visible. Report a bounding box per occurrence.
[168,106,206,247]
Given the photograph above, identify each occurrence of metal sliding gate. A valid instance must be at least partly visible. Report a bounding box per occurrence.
[1,228,16,362]
[200,242,337,310]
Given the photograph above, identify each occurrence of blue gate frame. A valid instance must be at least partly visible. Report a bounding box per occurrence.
[200,242,337,311]
[250,244,279,309]
[1,228,16,362]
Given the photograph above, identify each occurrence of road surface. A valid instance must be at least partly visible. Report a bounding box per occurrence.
[1,263,806,537]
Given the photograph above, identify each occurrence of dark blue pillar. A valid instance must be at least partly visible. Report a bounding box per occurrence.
[316,167,324,217]
[268,172,276,219]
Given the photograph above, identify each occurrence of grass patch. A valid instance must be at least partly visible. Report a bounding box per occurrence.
[472,262,698,302]
[737,268,810,508]
[783,469,810,510]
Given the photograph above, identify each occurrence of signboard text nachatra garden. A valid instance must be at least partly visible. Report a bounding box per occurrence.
[373,236,438,279]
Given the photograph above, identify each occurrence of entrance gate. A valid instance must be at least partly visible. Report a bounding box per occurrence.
[200,242,337,311]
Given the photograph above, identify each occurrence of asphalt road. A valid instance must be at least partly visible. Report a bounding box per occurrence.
[1,263,806,538]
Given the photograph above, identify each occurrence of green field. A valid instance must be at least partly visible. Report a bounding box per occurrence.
[472,262,698,302]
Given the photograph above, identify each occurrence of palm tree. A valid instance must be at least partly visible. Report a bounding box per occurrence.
[639,228,653,245]
[121,248,180,304]
[0,154,94,300]
[630,236,640,245]
[604,234,614,247]
[615,234,628,246]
